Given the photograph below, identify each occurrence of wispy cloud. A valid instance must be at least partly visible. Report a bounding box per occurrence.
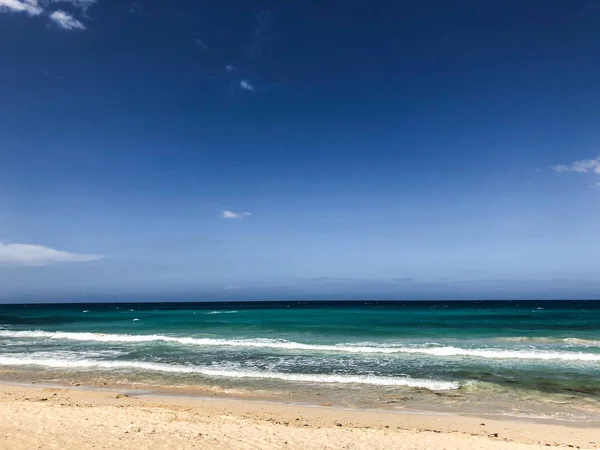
[0,0,42,15]
[245,10,271,60]
[52,0,96,11]
[49,9,84,29]
[552,157,600,174]
[225,64,235,72]
[194,38,208,51]
[0,242,104,266]
[128,1,140,14]
[240,80,254,91]
[221,210,251,219]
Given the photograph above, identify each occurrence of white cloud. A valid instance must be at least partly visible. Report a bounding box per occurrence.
[221,210,251,219]
[0,242,104,266]
[49,9,84,29]
[225,64,235,72]
[0,0,42,15]
[1,0,91,29]
[552,157,600,174]
[240,80,254,91]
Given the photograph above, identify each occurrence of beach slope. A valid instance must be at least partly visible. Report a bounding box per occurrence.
[0,384,598,449]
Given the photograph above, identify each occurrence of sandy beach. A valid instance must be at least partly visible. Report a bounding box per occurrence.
[0,383,598,449]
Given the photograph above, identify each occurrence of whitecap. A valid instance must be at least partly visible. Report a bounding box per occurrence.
[0,355,458,390]
[2,330,600,362]
[497,336,600,347]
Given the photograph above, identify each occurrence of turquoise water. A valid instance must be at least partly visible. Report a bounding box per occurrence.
[1,300,599,420]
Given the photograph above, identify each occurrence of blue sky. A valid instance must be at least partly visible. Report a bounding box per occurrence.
[1,0,600,301]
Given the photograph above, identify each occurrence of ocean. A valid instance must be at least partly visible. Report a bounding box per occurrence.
[1,300,599,422]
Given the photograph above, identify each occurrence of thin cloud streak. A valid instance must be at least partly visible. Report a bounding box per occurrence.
[221,210,251,219]
[552,157,600,174]
[52,0,96,11]
[194,38,208,51]
[245,10,271,60]
[0,243,104,266]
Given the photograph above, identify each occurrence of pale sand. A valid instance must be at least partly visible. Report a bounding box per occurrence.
[0,384,598,449]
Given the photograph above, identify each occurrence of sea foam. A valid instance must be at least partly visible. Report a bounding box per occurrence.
[497,337,600,346]
[1,330,599,362]
[0,355,458,390]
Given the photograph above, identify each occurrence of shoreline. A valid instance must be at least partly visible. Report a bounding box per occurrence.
[4,376,600,427]
[1,381,599,449]
[3,376,600,427]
